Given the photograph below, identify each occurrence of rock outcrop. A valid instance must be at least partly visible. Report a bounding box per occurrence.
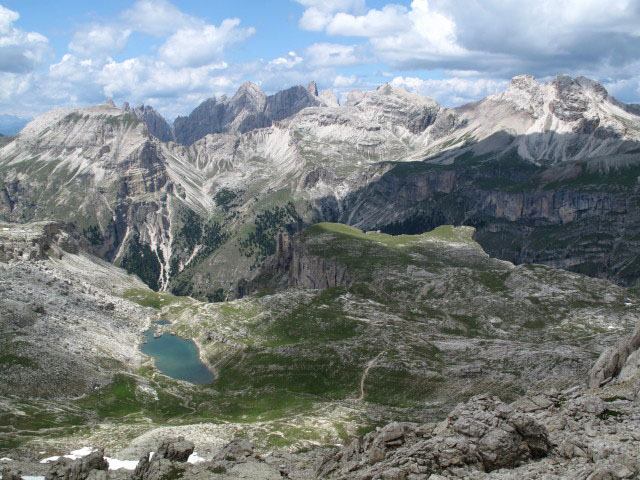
[173,81,324,145]
[590,320,640,388]
[130,437,194,480]
[0,221,87,262]
[1,469,24,480]
[45,449,108,480]
[122,103,173,142]
[245,232,351,294]
[317,394,550,478]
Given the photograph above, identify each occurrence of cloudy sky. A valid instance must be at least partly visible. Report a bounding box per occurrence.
[1,0,640,121]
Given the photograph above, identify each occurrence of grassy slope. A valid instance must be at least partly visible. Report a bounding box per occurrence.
[3,223,639,455]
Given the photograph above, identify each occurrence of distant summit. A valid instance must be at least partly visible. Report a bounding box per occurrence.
[173,81,329,145]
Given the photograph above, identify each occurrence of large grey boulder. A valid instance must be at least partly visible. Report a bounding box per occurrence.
[317,394,550,478]
[1,469,24,480]
[130,437,194,480]
[45,449,109,480]
[589,321,640,388]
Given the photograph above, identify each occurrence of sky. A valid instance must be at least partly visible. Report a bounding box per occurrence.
[1,0,640,121]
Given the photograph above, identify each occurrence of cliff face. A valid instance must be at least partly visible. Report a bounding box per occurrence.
[123,102,174,142]
[2,75,640,296]
[339,151,640,286]
[173,82,324,145]
[288,241,350,289]
[246,232,350,294]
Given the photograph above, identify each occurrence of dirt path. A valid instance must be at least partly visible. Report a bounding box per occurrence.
[358,351,385,401]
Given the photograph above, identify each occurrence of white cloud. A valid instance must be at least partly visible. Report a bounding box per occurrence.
[305,43,362,68]
[297,0,640,85]
[121,0,198,36]
[69,24,132,58]
[294,0,365,31]
[390,76,508,106]
[158,19,255,68]
[0,5,50,73]
[333,74,357,88]
[326,5,409,37]
[269,51,303,68]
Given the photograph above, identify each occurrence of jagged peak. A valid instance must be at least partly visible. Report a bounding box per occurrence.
[345,89,365,106]
[105,98,116,107]
[234,81,265,100]
[307,81,319,97]
[509,74,540,92]
[122,101,131,112]
[319,89,340,107]
[575,76,609,98]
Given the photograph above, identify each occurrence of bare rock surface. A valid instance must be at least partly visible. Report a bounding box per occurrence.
[45,449,108,480]
[0,221,151,398]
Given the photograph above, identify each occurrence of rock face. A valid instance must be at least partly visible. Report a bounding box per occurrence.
[2,74,640,298]
[0,220,150,399]
[317,394,550,478]
[1,469,24,480]
[173,81,324,145]
[0,221,87,262]
[130,437,194,480]
[122,103,173,142]
[590,320,640,388]
[275,232,351,289]
[45,449,108,480]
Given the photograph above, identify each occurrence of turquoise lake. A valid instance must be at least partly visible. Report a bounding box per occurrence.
[140,328,214,385]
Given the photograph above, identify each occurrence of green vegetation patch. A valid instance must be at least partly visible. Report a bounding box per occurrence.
[121,234,163,291]
[0,353,38,369]
[122,288,180,309]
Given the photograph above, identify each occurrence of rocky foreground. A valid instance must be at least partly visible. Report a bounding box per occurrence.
[2,320,639,480]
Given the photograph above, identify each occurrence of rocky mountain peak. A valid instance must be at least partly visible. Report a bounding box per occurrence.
[307,80,319,97]
[233,81,266,104]
[345,89,365,106]
[319,89,340,107]
[105,98,115,107]
[509,74,540,93]
[121,101,173,142]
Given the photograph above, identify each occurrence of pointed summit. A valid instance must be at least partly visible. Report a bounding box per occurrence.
[319,89,340,107]
[307,81,319,97]
[105,98,116,107]
[234,82,265,100]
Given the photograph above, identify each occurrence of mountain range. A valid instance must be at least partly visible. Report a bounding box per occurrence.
[1,74,640,300]
[2,74,640,478]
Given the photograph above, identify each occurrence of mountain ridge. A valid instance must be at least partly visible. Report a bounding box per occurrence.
[1,74,640,298]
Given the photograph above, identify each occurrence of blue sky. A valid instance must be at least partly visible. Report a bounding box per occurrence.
[1,0,640,120]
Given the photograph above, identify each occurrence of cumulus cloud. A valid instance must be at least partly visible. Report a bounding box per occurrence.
[268,51,303,69]
[294,0,365,31]
[158,19,254,68]
[305,43,362,68]
[298,0,640,82]
[69,24,132,58]
[390,75,508,106]
[0,5,50,73]
[121,0,198,36]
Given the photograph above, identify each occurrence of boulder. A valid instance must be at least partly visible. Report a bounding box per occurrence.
[130,437,193,480]
[589,321,640,388]
[156,437,194,462]
[45,449,109,480]
[1,469,24,480]
[317,394,550,478]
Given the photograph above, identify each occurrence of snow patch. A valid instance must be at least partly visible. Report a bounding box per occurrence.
[106,457,139,470]
[39,456,60,463]
[187,452,207,464]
